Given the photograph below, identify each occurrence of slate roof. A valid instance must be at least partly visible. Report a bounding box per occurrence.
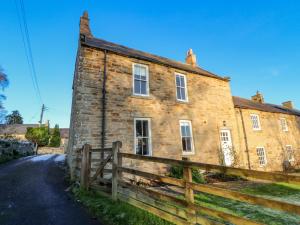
[81,36,228,81]
[0,124,39,135]
[233,96,300,116]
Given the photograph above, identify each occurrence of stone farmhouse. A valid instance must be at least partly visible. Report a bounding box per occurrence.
[67,12,300,177]
[0,124,39,140]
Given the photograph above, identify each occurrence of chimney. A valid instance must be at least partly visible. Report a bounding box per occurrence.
[79,11,92,38]
[251,91,264,103]
[185,49,197,67]
[282,101,293,109]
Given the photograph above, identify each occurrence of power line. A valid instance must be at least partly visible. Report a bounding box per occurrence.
[14,0,43,104]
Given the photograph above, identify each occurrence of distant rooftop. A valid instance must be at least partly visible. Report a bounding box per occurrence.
[0,124,39,135]
[233,96,300,116]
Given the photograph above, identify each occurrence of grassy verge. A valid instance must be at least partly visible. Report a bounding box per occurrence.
[194,183,300,225]
[72,187,173,225]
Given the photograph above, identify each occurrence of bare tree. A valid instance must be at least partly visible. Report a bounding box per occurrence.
[0,67,9,123]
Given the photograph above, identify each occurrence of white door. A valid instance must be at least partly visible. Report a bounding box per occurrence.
[220,129,233,166]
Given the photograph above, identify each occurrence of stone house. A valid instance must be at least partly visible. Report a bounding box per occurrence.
[67,12,300,177]
[233,93,300,171]
[0,124,39,140]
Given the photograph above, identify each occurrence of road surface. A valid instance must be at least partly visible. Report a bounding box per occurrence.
[0,154,104,225]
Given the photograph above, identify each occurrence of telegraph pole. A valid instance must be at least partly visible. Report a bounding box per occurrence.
[39,104,46,126]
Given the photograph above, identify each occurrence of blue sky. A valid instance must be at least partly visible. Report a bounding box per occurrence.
[1,1,300,128]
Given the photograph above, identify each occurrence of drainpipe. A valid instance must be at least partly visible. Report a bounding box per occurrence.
[101,50,108,163]
[239,108,251,169]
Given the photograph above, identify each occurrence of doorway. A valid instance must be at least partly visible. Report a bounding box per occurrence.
[220,129,233,166]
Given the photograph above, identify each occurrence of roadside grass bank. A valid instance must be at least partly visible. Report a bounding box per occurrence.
[194,182,300,225]
[72,187,173,225]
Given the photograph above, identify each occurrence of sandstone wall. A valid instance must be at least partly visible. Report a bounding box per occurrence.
[67,46,104,178]
[235,108,300,171]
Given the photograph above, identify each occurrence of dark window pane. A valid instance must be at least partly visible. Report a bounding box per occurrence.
[181,125,186,137]
[186,138,192,151]
[134,74,141,80]
[141,81,147,94]
[177,87,181,99]
[142,120,148,137]
[185,125,191,136]
[181,88,186,100]
[180,77,185,87]
[176,76,180,86]
[136,138,143,155]
[134,80,141,94]
[182,138,186,151]
[142,138,149,155]
[136,120,142,137]
[140,75,147,81]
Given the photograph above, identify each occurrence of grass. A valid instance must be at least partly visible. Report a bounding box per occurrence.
[194,182,300,225]
[72,187,174,225]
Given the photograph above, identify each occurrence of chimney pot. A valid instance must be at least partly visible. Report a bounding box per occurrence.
[185,48,197,67]
[251,91,264,103]
[282,101,293,109]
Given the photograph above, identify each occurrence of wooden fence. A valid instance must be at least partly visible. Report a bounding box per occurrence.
[78,141,300,225]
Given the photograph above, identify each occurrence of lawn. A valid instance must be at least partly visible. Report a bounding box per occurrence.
[72,187,173,225]
[194,182,300,225]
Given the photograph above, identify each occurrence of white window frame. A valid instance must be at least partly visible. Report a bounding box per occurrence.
[250,114,261,131]
[134,118,152,156]
[280,118,288,132]
[175,73,188,102]
[286,145,294,162]
[179,120,195,155]
[256,147,267,166]
[132,63,150,97]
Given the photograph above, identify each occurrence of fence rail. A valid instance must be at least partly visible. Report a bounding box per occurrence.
[78,141,300,225]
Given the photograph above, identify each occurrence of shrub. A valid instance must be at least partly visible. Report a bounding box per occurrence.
[169,165,206,184]
[25,126,50,147]
[49,124,61,147]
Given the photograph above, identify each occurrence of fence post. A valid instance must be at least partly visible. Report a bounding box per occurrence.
[112,141,122,201]
[183,157,196,224]
[80,144,91,190]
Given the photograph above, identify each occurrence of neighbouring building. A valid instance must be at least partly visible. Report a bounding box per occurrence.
[67,12,300,178]
[233,93,300,171]
[0,124,39,140]
[60,128,69,147]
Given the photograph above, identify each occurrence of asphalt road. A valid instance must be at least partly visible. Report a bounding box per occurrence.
[0,154,104,225]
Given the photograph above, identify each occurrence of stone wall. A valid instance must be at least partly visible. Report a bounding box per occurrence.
[38,147,64,155]
[235,108,300,171]
[0,140,35,162]
[67,46,104,178]
[67,44,245,177]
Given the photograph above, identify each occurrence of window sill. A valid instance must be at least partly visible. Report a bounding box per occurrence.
[182,152,195,156]
[176,100,190,105]
[130,95,153,100]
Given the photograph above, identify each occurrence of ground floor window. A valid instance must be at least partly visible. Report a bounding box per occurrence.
[134,118,151,156]
[256,147,267,166]
[179,120,194,154]
[286,145,294,162]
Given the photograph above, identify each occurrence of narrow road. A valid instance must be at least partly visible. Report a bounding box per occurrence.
[0,154,104,225]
